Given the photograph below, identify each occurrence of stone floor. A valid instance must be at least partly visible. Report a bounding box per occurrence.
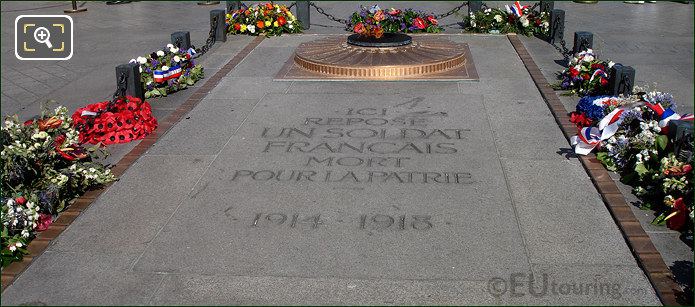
[1,1,693,305]
[1,32,662,305]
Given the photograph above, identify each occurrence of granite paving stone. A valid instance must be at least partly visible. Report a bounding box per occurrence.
[501,159,637,265]
[147,98,259,155]
[47,155,215,255]
[0,251,162,306]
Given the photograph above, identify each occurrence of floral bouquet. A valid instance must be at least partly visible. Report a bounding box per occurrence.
[569,95,624,128]
[556,49,612,96]
[131,44,204,99]
[349,5,442,38]
[569,90,693,231]
[2,105,116,265]
[226,2,301,37]
[72,96,158,145]
[464,2,549,36]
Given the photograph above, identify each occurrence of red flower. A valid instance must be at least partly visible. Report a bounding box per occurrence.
[569,112,593,128]
[256,20,265,29]
[73,96,157,145]
[666,198,689,231]
[413,17,426,30]
[277,16,287,26]
[388,8,401,16]
[568,67,579,78]
[15,197,26,205]
[36,213,53,232]
[23,119,34,126]
[581,73,590,80]
[233,23,241,31]
[102,131,119,144]
[427,16,438,25]
[600,77,608,87]
[664,164,692,177]
[372,26,384,39]
[56,149,76,161]
[535,18,541,26]
[590,63,605,70]
[264,2,273,10]
[353,22,366,34]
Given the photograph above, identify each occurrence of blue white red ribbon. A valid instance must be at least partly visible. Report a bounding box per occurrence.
[153,65,182,83]
[597,107,625,140]
[186,48,197,58]
[589,69,607,83]
[506,1,528,17]
[644,102,692,134]
[571,127,602,155]
[571,107,628,155]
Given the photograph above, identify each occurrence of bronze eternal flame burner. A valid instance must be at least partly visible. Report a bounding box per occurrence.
[276,34,477,81]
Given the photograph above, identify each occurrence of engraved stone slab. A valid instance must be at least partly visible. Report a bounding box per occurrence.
[133,93,529,280]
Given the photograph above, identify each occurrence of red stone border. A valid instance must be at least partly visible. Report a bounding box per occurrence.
[0,36,265,292]
[507,34,684,306]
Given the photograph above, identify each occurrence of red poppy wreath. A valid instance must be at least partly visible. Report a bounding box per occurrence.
[72,96,157,145]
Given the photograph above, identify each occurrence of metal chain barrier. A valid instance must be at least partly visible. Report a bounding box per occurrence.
[111,72,127,103]
[529,2,540,12]
[309,2,350,25]
[549,14,572,63]
[433,2,467,19]
[619,74,632,96]
[193,14,219,58]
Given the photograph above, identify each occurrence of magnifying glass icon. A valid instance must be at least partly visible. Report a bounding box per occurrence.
[33,27,53,49]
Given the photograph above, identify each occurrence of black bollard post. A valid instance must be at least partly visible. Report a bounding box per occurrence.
[116,63,144,101]
[64,0,87,13]
[548,9,564,44]
[540,1,554,14]
[608,63,635,97]
[468,1,483,15]
[171,32,191,50]
[296,1,310,30]
[668,120,693,163]
[210,9,227,42]
[226,0,241,13]
[572,31,593,54]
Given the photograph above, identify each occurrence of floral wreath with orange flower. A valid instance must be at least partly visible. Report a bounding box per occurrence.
[226,2,302,37]
[349,5,443,39]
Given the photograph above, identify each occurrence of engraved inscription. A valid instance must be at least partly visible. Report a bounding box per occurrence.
[231,105,475,185]
[248,212,434,231]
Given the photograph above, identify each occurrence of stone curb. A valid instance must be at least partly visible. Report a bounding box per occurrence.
[506,34,683,306]
[0,35,266,293]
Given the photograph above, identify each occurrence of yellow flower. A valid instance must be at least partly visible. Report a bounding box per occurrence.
[240,24,247,32]
[273,21,279,27]
[265,20,271,27]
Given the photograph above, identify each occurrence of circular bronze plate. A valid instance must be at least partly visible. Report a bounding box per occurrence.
[293,36,468,79]
[347,33,412,47]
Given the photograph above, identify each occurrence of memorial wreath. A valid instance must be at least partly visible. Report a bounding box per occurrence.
[131,44,204,99]
[72,96,158,145]
[226,2,301,37]
[348,5,442,38]
[463,1,549,36]
[1,105,116,266]
[568,90,693,231]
